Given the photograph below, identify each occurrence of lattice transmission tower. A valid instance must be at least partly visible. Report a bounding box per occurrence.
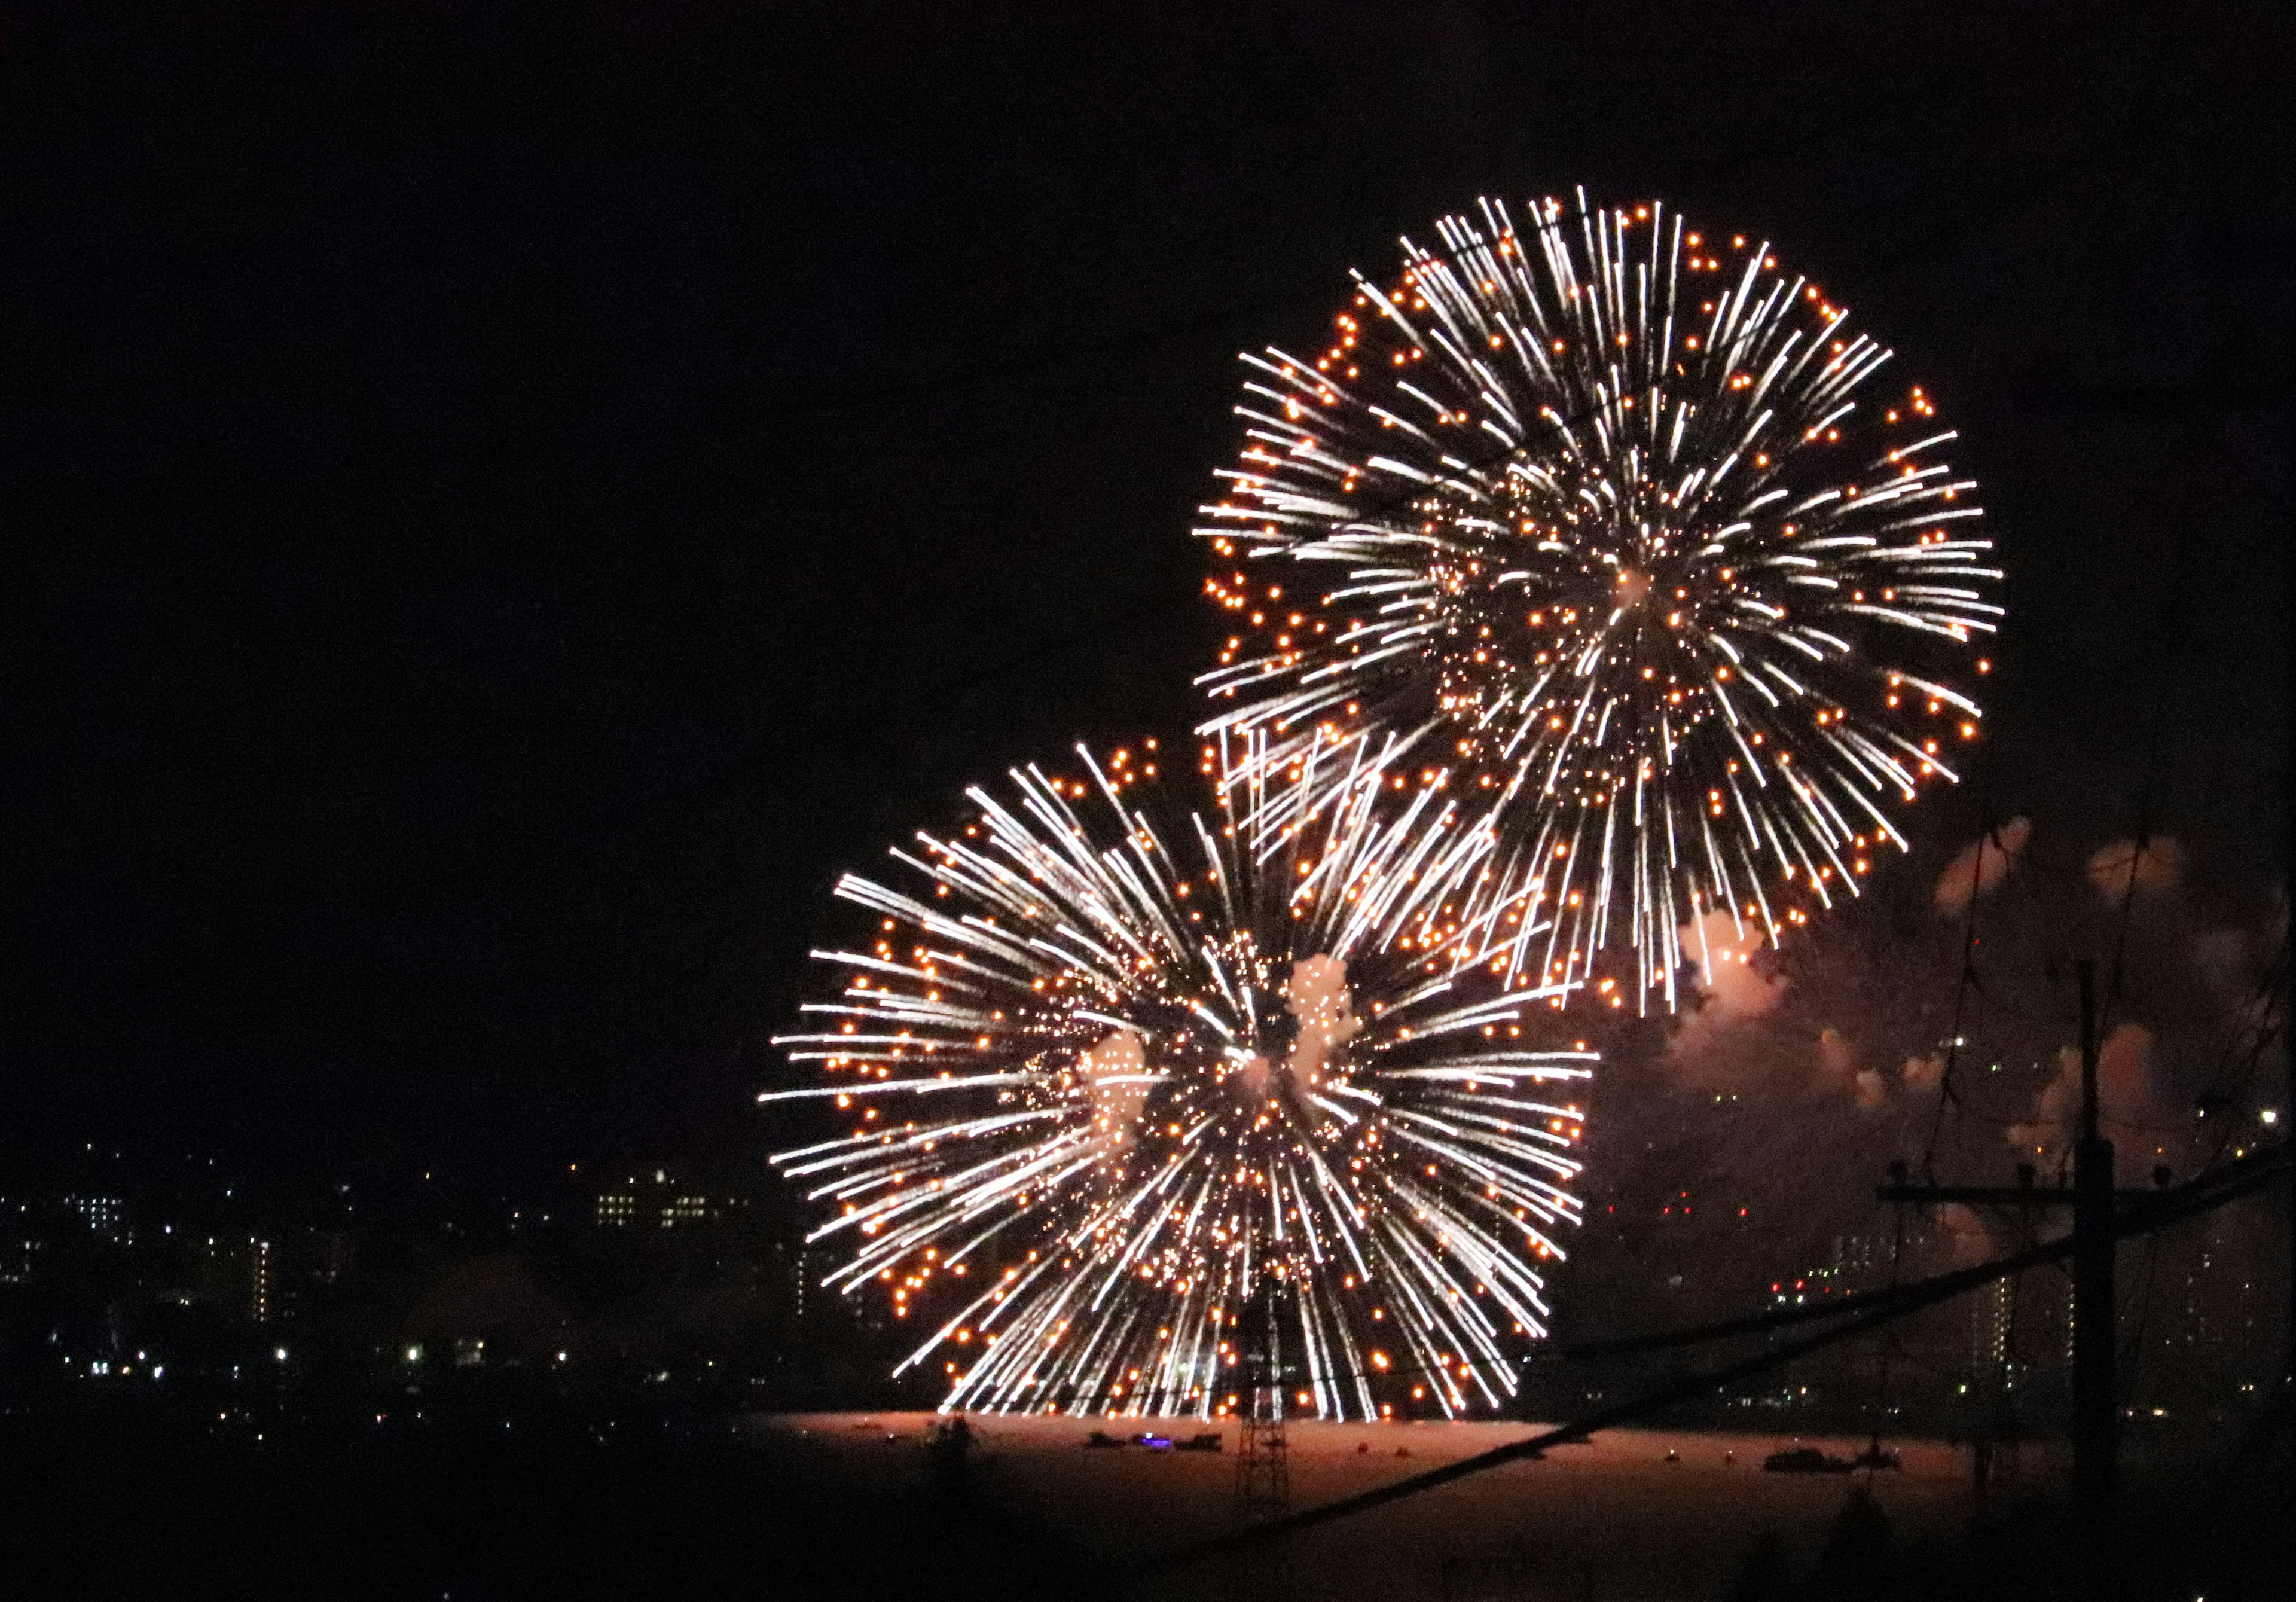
[1229,1276,1292,1598]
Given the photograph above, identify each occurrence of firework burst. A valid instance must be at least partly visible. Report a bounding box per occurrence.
[1199,192,2001,1008]
[767,743,1590,1420]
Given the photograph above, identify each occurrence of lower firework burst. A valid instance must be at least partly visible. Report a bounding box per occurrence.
[766,742,1591,1421]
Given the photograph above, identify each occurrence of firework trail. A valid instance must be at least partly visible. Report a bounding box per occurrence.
[767,743,1589,1420]
[1199,192,2000,1009]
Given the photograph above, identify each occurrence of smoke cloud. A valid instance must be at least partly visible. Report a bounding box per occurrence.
[1815,1026,1858,1086]
[1812,1025,1887,1106]
[1283,954,1361,1082]
[2087,835,2182,902]
[1683,910,1785,1020]
[1932,817,2031,916]
[1082,1027,1149,1144]
[2191,927,2251,1003]
[1935,1201,1995,1264]
[1233,953,1366,1106]
[1663,910,1786,1072]
[2005,1021,2160,1180]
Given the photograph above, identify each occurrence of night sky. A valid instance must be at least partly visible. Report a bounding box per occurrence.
[5,3,2286,1189]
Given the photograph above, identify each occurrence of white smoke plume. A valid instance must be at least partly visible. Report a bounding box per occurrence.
[1664,910,1786,1072]
[1283,954,1361,1082]
[1082,1027,1149,1146]
[2005,1021,2160,1182]
[2087,835,2182,902]
[1933,817,2031,916]
[1232,953,1365,1105]
[1815,1026,1858,1087]
[2191,927,2252,1005]
[1811,1025,1887,1107]
[1934,1201,1996,1265]
[1683,910,1785,1020]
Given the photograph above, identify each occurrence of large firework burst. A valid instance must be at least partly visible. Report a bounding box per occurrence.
[1199,193,2001,1009]
[767,743,1589,1420]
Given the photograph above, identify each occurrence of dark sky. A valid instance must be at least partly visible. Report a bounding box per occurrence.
[5,2,2286,1186]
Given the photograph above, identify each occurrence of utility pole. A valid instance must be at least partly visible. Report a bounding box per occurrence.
[1878,959,2130,1558]
[2070,959,2117,1540]
[1233,1283,1291,1521]
[1231,1277,1292,1601]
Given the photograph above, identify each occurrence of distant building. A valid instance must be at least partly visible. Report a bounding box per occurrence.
[1827,1232,1885,1289]
[65,1194,129,1245]
[791,1244,822,1322]
[790,1243,868,1328]
[190,1237,274,1324]
[594,1168,741,1230]
[0,1197,39,1284]
[1971,1277,2013,1375]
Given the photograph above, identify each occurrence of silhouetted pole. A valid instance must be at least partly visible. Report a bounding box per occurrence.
[2072,959,2118,1543]
[1231,1276,1292,1602]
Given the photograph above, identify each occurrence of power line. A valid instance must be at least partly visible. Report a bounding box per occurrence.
[1148,1139,2288,1570]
